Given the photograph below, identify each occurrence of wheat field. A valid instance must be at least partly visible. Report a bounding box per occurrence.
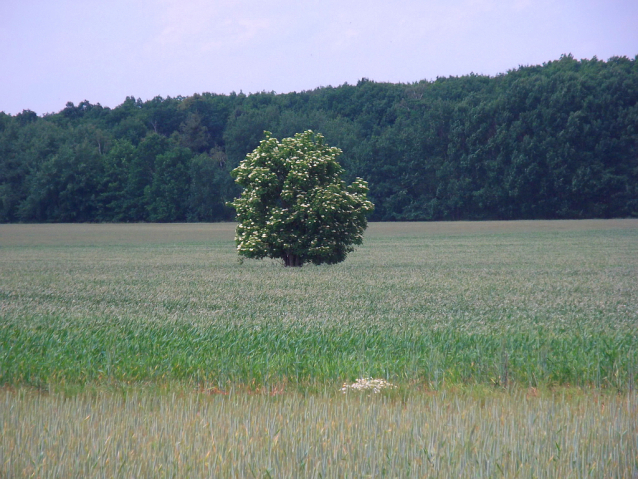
[1,220,637,477]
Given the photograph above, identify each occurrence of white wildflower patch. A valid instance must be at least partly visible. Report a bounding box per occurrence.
[341,378,397,394]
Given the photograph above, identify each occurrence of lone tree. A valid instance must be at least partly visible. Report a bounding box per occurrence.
[229,130,374,267]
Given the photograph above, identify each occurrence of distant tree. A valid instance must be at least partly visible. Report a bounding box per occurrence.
[18,143,102,222]
[188,147,236,221]
[97,139,136,221]
[15,109,38,126]
[146,145,192,222]
[176,112,210,153]
[118,133,170,221]
[229,130,374,267]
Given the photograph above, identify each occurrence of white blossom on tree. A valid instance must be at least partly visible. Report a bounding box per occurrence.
[229,130,374,267]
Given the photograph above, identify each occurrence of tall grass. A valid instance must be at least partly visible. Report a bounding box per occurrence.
[1,387,636,478]
[2,221,636,477]
[1,220,637,390]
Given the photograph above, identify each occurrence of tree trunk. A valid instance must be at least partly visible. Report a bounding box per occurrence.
[283,252,303,267]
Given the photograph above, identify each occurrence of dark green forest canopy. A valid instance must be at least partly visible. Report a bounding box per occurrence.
[1,54,637,223]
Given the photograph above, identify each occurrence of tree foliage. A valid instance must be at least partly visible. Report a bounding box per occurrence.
[230,131,373,266]
[1,55,637,223]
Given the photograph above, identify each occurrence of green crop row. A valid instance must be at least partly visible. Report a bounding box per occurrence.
[1,317,636,390]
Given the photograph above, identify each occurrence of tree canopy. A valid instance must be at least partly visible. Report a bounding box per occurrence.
[1,54,637,223]
[230,131,373,266]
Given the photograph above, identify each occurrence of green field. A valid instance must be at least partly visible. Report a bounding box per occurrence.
[1,221,637,477]
[1,220,637,390]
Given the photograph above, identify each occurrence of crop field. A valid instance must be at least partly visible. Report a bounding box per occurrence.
[1,220,637,477]
[1,220,637,390]
[2,387,636,478]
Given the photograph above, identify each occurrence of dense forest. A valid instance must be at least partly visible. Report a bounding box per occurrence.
[1,54,637,223]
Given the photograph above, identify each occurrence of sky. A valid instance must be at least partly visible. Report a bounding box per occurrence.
[1,0,637,116]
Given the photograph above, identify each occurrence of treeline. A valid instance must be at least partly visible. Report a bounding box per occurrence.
[1,54,637,223]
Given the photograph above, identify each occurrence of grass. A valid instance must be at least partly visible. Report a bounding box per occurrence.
[1,220,637,477]
[1,220,637,390]
[2,386,636,478]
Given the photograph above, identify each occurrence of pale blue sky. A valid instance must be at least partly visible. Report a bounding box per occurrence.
[1,0,637,115]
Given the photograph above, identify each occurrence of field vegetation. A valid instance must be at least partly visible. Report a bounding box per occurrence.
[2,387,636,478]
[1,220,637,477]
[2,220,636,390]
